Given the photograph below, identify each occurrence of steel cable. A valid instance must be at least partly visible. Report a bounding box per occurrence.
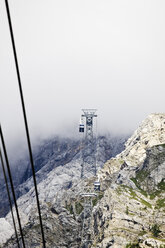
[0,148,20,248]
[4,0,46,246]
[0,125,25,247]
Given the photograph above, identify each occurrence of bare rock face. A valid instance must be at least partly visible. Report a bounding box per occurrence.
[1,114,165,247]
[91,114,165,248]
[91,154,165,247]
[99,113,165,180]
[0,219,13,245]
[4,202,81,248]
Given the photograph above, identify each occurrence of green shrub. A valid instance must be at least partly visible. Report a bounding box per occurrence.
[151,224,161,237]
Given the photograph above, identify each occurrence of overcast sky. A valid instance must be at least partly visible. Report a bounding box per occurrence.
[1,0,165,154]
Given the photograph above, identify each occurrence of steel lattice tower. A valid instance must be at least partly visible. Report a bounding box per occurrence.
[79,109,97,178]
[82,109,97,141]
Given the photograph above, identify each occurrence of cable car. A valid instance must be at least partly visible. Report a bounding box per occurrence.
[94,181,100,191]
[79,124,84,132]
[79,117,84,132]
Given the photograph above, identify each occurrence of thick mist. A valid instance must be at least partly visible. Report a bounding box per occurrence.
[1,0,165,160]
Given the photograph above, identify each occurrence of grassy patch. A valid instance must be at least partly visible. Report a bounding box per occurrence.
[140,198,152,209]
[129,188,138,198]
[149,192,159,200]
[130,178,147,197]
[116,185,130,195]
[155,198,165,209]
[125,242,141,248]
[138,230,147,236]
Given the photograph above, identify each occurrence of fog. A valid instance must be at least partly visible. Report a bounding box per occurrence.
[1,0,165,158]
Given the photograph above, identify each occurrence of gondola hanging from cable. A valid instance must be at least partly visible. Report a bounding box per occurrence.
[79,118,84,132]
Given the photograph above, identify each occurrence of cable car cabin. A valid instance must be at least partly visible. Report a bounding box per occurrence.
[94,181,100,191]
[79,124,84,132]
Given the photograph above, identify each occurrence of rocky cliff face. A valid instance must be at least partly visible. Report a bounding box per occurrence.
[1,114,165,248]
[91,144,165,248]
[99,113,165,181]
[0,135,126,217]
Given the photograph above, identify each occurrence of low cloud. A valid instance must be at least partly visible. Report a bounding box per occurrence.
[1,0,165,157]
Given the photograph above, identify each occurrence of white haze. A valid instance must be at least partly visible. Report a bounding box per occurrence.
[1,0,165,159]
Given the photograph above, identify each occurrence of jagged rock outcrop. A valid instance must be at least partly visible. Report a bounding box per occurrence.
[99,113,165,181]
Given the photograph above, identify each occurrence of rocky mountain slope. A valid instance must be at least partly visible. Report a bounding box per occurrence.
[0,135,126,217]
[92,144,165,248]
[1,114,165,248]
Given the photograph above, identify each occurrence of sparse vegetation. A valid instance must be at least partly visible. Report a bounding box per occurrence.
[131,176,165,203]
[155,198,165,209]
[140,198,152,209]
[136,170,149,182]
[98,192,104,200]
[125,242,141,248]
[151,224,161,237]
[92,198,98,207]
[149,179,165,199]
[138,230,147,236]
[158,179,165,191]
[92,192,104,207]
[130,178,148,197]
[126,206,129,215]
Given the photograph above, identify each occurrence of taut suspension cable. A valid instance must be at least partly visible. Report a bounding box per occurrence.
[0,125,25,247]
[4,0,46,246]
[0,148,20,247]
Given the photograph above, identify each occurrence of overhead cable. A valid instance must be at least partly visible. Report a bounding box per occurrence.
[4,0,46,247]
[0,148,20,248]
[0,125,25,247]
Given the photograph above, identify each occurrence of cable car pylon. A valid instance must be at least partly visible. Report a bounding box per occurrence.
[79,109,100,247]
[79,109,97,178]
